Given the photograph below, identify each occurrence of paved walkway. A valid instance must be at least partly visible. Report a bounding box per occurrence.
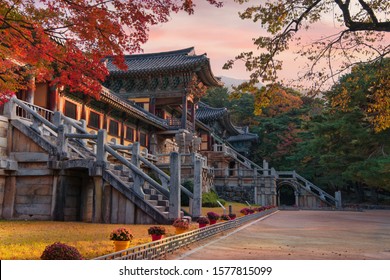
[171,210,390,260]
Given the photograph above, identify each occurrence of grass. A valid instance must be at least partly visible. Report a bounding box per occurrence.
[0,202,250,260]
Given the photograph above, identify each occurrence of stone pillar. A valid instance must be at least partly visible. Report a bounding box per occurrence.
[96,129,107,163]
[263,160,269,176]
[2,176,16,219]
[294,191,299,207]
[169,152,181,220]
[53,176,66,221]
[335,191,342,209]
[132,142,140,168]
[191,159,202,218]
[92,177,103,223]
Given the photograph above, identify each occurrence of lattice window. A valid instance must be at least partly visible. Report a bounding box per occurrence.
[88,111,100,129]
[108,119,119,136]
[64,100,77,119]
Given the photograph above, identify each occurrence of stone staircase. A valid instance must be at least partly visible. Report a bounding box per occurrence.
[4,97,187,223]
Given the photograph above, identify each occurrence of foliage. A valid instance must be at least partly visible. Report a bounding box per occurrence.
[172,218,190,230]
[181,179,193,207]
[206,211,220,221]
[109,227,133,241]
[202,190,226,207]
[327,59,390,132]
[0,0,222,102]
[40,242,82,260]
[147,226,166,235]
[224,0,390,92]
[240,208,254,215]
[196,216,210,225]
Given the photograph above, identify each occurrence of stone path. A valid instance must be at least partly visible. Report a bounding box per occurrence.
[170,210,390,260]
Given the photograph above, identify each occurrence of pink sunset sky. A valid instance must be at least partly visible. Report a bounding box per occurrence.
[140,1,389,87]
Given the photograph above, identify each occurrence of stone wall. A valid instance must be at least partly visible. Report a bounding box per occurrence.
[215,184,255,204]
[0,116,8,218]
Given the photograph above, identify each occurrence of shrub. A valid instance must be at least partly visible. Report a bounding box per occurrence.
[40,242,83,260]
[202,190,226,207]
[181,180,194,207]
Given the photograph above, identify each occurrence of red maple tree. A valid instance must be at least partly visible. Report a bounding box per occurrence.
[0,0,222,103]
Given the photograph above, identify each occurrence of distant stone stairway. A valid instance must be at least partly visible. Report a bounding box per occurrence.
[4,97,191,224]
[276,171,338,207]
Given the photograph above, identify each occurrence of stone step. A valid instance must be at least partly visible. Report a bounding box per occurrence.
[144,194,164,201]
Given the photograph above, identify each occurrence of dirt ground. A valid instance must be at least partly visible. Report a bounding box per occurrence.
[168,210,390,260]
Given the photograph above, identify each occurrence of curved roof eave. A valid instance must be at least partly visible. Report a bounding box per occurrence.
[100,87,168,129]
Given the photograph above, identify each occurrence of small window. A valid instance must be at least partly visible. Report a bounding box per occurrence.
[125,126,134,141]
[64,101,77,119]
[139,132,148,147]
[88,111,100,129]
[108,119,119,136]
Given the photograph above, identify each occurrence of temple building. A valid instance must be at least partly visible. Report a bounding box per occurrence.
[0,48,338,224]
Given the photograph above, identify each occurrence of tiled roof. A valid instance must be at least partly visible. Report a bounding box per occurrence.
[227,133,258,142]
[100,87,169,129]
[196,102,228,122]
[104,47,222,87]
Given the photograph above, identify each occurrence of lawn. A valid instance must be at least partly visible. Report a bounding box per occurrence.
[0,202,249,260]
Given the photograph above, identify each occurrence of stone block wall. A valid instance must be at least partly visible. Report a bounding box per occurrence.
[0,116,8,218]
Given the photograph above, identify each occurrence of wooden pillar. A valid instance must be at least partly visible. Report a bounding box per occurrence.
[190,102,195,132]
[149,97,156,115]
[181,93,187,129]
[26,75,35,104]
[48,85,59,112]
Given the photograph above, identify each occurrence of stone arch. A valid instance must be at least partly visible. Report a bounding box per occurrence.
[277,180,299,207]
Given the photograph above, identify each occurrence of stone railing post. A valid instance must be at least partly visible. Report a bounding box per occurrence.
[53,111,62,127]
[57,124,68,159]
[263,160,269,176]
[191,159,202,218]
[79,119,87,146]
[132,142,140,168]
[169,152,181,220]
[335,191,342,209]
[3,96,17,119]
[96,129,107,163]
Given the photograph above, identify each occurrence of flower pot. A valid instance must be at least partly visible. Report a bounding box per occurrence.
[175,228,187,235]
[199,223,207,228]
[113,240,130,252]
[210,220,217,225]
[151,234,163,241]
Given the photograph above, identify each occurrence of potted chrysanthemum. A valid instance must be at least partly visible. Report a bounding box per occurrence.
[109,227,133,252]
[148,226,166,241]
[196,216,210,228]
[172,218,190,234]
[206,211,220,225]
